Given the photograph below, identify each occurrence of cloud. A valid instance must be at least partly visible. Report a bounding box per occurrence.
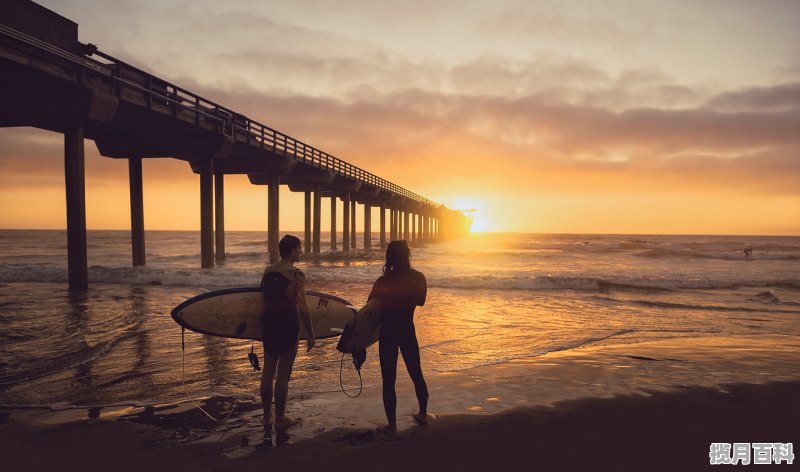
[704,82,800,112]
[180,80,800,197]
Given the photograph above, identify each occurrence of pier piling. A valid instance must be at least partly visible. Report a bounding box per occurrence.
[65,123,88,290]
[199,158,214,268]
[330,196,337,250]
[364,202,372,248]
[267,173,279,263]
[304,192,311,253]
[351,200,356,249]
[380,201,386,248]
[313,186,321,254]
[128,157,145,267]
[215,171,225,263]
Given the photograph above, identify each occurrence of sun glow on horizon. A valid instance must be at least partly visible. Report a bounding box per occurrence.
[447,197,492,233]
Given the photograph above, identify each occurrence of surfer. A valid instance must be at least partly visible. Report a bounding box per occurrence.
[369,240,429,437]
[744,244,753,259]
[260,235,315,432]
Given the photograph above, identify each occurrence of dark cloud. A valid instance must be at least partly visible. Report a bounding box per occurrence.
[704,82,800,112]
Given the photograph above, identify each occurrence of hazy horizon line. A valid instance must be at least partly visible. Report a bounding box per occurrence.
[0,227,797,238]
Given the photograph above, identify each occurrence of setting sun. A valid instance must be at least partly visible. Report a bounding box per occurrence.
[446,197,491,233]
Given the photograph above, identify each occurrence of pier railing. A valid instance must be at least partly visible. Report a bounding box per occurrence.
[1,23,438,207]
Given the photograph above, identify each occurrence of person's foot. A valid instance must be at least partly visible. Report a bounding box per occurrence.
[412,412,430,425]
[375,424,397,438]
[274,416,301,429]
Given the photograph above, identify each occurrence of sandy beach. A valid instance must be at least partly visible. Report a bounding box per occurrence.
[3,336,798,472]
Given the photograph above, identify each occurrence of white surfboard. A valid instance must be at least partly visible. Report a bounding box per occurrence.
[337,298,382,353]
[171,288,352,340]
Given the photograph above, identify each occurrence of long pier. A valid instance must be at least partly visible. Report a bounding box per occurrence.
[0,0,470,289]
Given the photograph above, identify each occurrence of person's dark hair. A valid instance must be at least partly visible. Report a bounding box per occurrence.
[278,234,301,258]
[383,240,411,275]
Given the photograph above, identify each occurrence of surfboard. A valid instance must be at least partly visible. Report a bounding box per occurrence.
[171,288,353,340]
[336,298,382,353]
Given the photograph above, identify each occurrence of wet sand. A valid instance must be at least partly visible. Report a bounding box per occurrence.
[2,337,799,471]
[2,381,798,471]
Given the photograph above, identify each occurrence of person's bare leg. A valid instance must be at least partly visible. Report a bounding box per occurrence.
[274,344,300,428]
[260,353,279,430]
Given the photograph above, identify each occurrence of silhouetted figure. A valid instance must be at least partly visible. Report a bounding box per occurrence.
[369,240,429,437]
[260,235,315,434]
[744,245,753,259]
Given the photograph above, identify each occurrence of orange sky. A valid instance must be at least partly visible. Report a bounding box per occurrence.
[1,0,799,235]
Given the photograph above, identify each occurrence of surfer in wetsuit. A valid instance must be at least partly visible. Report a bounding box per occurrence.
[260,235,315,432]
[369,240,429,437]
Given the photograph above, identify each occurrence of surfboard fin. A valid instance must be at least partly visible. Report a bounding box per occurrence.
[248,344,261,371]
[352,349,367,371]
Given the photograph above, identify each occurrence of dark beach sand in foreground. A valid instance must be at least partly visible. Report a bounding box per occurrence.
[2,380,798,472]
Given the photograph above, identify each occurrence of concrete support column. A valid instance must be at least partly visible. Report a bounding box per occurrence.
[411,212,416,245]
[65,124,88,289]
[351,200,357,249]
[427,216,432,240]
[389,209,395,241]
[214,171,225,263]
[380,201,386,248]
[330,196,337,250]
[267,173,280,263]
[364,202,372,248]
[128,157,145,267]
[304,191,311,255]
[199,158,214,268]
[313,186,321,254]
[404,211,410,240]
[342,193,350,253]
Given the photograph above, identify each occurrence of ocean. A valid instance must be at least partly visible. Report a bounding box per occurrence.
[1,230,799,411]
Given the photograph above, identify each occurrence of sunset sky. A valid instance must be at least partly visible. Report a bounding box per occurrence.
[1,0,799,234]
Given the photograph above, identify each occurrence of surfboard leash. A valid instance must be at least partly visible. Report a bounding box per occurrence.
[180,327,240,422]
[339,351,364,398]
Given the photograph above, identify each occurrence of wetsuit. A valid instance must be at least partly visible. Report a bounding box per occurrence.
[260,262,306,357]
[368,268,428,424]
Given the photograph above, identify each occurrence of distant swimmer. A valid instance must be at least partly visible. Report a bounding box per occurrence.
[743,244,753,259]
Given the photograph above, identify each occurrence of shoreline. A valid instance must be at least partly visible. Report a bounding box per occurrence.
[2,380,798,471]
